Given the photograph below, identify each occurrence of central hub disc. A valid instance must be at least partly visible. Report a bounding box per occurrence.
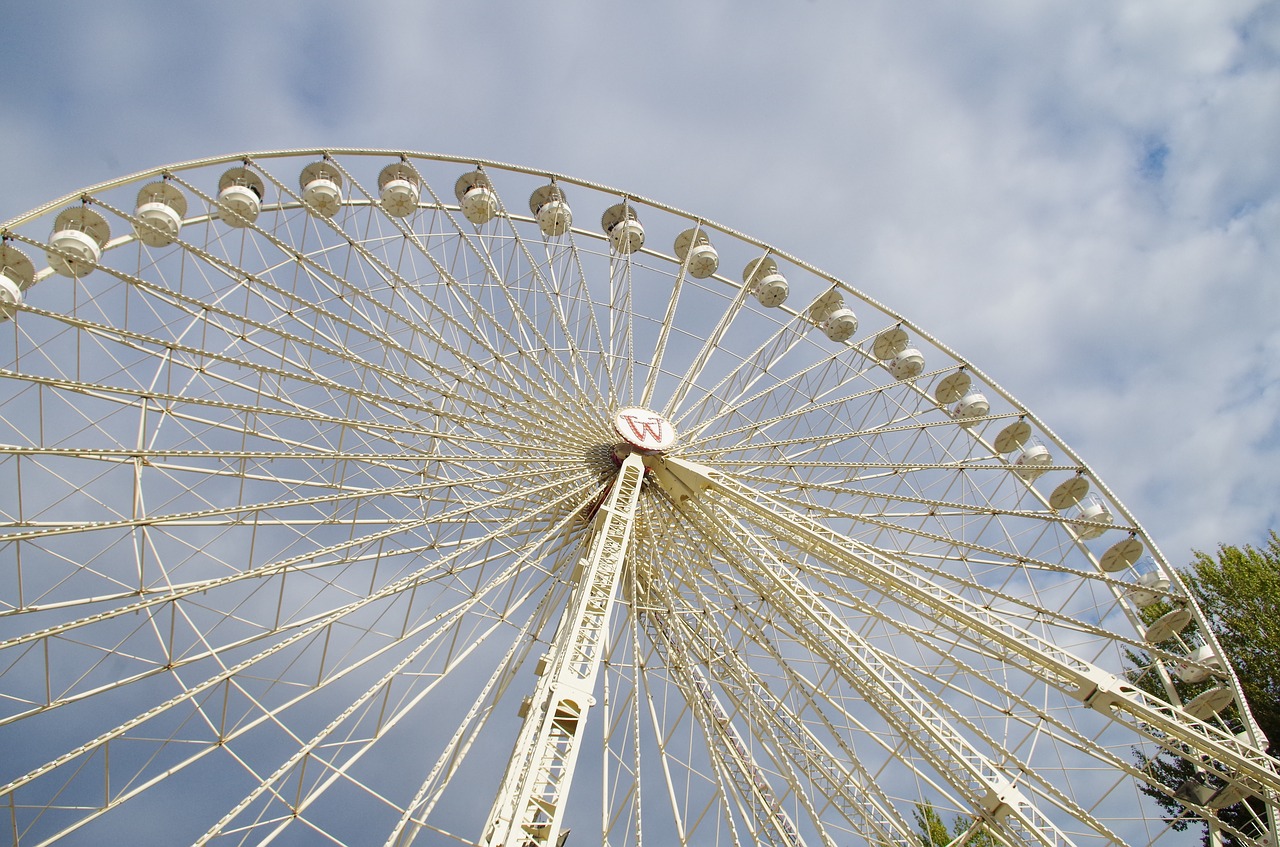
[613,407,677,454]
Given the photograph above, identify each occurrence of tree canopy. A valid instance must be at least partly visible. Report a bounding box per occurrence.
[912,534,1279,846]
[1181,531,1280,750]
[1130,531,1280,846]
[912,802,994,846]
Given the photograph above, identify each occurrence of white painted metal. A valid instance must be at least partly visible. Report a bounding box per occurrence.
[483,452,646,847]
[0,149,1274,847]
[674,228,720,279]
[529,183,572,236]
[378,162,422,218]
[133,181,187,247]
[602,202,644,253]
[456,168,500,224]
[953,390,990,425]
[300,159,344,216]
[45,205,109,276]
[744,255,790,307]
[216,166,265,226]
[647,454,1280,817]
[0,273,20,319]
[887,346,926,379]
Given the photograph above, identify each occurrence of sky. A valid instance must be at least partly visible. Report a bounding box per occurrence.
[0,0,1276,564]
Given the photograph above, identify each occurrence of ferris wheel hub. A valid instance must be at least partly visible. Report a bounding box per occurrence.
[612,407,676,454]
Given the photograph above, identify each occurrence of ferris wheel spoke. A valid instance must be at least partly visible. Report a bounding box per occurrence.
[646,616,810,847]
[644,526,961,831]
[112,255,551,445]
[648,601,907,847]
[528,236,611,410]
[679,373,996,461]
[0,365,475,457]
[671,493,1082,847]
[738,472,1148,597]
[836,591,1270,844]
[411,182,604,422]
[4,150,1273,846]
[158,178,571,443]
[716,480,1162,668]
[639,226,703,411]
[633,629,760,847]
[350,174,572,418]
[497,219,611,410]
[0,462,558,545]
[0,455,586,613]
[0,472,601,725]
[662,260,763,423]
[605,234,638,405]
[0,447,531,498]
[674,299,925,446]
[0,358,580,507]
[10,569,535,847]
[10,300,447,438]
[558,228,616,396]
[726,466,1139,582]
[382,570,578,847]
[870,636,1126,844]
[729,466,1067,523]
[195,600,534,847]
[669,306,814,438]
[647,566,921,847]
[798,545,1173,676]
[481,453,645,847]
[3,483,588,844]
[0,532,551,729]
[651,455,1280,804]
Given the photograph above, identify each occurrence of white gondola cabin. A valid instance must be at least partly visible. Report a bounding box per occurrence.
[456,169,499,225]
[674,229,719,278]
[378,162,421,218]
[133,182,188,247]
[952,391,989,426]
[601,203,644,253]
[217,166,265,227]
[47,206,110,278]
[529,184,572,236]
[1074,498,1113,540]
[742,256,789,307]
[300,161,344,218]
[808,291,858,342]
[1127,569,1171,608]
[1013,440,1052,480]
[0,244,34,321]
[887,347,925,380]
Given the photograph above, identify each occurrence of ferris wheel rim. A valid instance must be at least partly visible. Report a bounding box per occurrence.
[0,147,1271,847]
[1,147,1158,533]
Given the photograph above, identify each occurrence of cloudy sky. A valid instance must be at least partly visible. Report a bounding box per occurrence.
[0,1,1276,563]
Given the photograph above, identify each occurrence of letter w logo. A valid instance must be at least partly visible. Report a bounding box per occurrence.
[620,414,665,445]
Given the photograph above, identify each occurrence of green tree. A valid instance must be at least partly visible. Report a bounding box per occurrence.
[912,802,950,846]
[912,802,996,846]
[1129,531,1280,846]
[1181,531,1280,749]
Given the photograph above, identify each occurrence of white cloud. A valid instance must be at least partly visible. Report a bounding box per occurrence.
[3,2,1276,557]
[0,5,1277,845]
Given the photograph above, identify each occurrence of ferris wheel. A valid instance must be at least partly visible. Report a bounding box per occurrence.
[0,148,1274,847]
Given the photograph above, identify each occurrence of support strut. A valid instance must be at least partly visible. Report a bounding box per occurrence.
[482,452,647,847]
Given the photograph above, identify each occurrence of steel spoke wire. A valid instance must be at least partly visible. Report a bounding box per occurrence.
[0,149,1272,846]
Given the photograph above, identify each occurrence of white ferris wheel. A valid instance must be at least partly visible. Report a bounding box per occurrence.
[0,149,1274,847]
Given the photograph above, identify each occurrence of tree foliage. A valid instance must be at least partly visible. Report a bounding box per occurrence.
[912,802,995,846]
[913,802,950,846]
[1181,531,1280,749]
[1129,531,1280,846]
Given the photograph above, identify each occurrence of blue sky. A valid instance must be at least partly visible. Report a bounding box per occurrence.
[1,0,1277,561]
